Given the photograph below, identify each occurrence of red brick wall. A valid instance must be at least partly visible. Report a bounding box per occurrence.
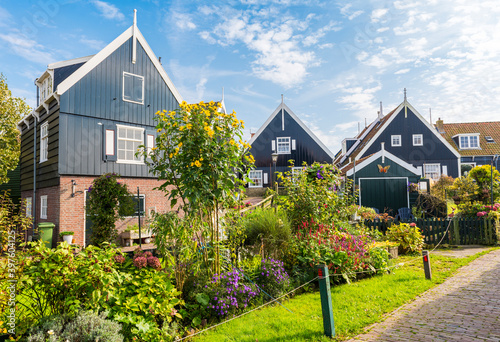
[22,176,177,247]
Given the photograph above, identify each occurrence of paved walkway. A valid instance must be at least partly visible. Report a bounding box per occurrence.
[348,249,500,342]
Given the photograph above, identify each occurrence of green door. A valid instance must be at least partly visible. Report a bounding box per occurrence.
[359,178,408,216]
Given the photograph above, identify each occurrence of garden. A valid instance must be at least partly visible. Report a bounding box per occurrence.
[1,101,499,341]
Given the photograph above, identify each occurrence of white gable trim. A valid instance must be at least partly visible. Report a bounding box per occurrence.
[55,26,183,104]
[355,101,461,160]
[346,149,420,177]
[248,102,335,160]
[48,55,94,69]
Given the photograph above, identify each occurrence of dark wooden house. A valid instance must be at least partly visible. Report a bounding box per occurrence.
[17,16,182,246]
[247,99,334,189]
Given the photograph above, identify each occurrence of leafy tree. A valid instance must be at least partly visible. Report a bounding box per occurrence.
[86,173,134,246]
[139,101,253,274]
[430,175,454,201]
[0,74,31,184]
[468,165,500,203]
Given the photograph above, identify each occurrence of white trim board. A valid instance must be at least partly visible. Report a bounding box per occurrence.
[346,149,420,177]
[248,101,335,160]
[355,101,461,160]
[55,25,183,104]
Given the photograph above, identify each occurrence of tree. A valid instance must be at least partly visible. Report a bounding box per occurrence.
[140,101,253,274]
[468,165,500,203]
[85,173,135,246]
[0,74,31,184]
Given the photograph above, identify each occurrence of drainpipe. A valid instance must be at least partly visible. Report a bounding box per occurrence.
[33,79,38,237]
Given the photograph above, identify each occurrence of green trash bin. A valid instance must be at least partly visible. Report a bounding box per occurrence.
[38,222,55,248]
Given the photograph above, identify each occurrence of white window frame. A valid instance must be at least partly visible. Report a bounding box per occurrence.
[457,134,480,149]
[147,134,155,157]
[412,134,423,146]
[116,125,145,164]
[391,135,401,147]
[40,195,47,219]
[277,137,291,154]
[424,163,440,181]
[39,75,52,102]
[122,72,144,105]
[40,122,49,163]
[26,197,32,217]
[248,170,263,188]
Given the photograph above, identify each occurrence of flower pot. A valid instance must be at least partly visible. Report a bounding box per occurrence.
[144,237,151,244]
[62,235,73,244]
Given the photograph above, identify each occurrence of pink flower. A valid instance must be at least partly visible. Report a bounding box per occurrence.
[477,211,486,217]
[147,256,161,270]
[114,254,125,264]
[133,256,147,269]
[410,223,416,227]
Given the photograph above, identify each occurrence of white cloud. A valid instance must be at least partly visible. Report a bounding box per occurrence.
[0,32,55,65]
[80,36,106,51]
[172,12,196,31]
[395,68,410,74]
[340,4,363,20]
[371,8,388,23]
[91,1,124,21]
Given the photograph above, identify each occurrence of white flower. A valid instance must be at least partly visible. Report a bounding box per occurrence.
[47,330,54,335]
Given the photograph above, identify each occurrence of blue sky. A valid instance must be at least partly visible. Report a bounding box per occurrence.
[2,0,500,153]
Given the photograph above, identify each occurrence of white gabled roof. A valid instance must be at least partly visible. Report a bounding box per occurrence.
[248,101,335,159]
[346,149,420,177]
[355,100,461,160]
[55,25,183,104]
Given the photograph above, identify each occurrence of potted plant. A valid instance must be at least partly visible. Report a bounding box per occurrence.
[60,231,74,244]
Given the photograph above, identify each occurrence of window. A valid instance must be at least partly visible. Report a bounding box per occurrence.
[26,197,32,217]
[105,129,115,156]
[117,125,144,164]
[40,122,49,163]
[147,134,155,156]
[132,195,145,216]
[391,135,401,147]
[458,134,480,149]
[485,136,495,143]
[40,195,47,219]
[248,170,263,188]
[424,164,440,181]
[277,137,290,154]
[123,72,144,104]
[39,75,52,102]
[413,134,423,146]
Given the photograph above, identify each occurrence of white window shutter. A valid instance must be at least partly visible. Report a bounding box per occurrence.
[264,173,269,184]
[442,165,448,176]
[105,130,115,155]
[292,139,296,150]
[272,140,276,151]
[417,166,423,177]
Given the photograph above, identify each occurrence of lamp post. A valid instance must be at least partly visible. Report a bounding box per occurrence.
[271,152,279,191]
[491,155,498,206]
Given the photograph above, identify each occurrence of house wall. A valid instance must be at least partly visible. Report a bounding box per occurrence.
[362,107,459,177]
[251,109,332,168]
[20,99,60,191]
[22,176,178,246]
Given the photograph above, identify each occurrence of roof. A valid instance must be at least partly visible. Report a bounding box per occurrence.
[345,149,420,177]
[248,101,335,159]
[439,121,500,156]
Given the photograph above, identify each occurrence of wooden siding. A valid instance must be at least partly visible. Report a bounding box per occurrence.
[251,109,332,168]
[0,164,21,204]
[20,100,60,191]
[59,37,178,127]
[58,113,155,177]
[362,107,459,177]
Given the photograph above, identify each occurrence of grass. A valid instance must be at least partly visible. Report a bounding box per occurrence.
[193,248,497,342]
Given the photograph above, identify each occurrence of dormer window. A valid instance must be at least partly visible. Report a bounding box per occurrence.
[458,134,480,149]
[39,75,53,102]
[485,136,495,143]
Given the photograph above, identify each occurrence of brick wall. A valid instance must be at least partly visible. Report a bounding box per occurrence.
[22,176,177,247]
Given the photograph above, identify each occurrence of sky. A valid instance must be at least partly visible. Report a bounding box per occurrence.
[1,0,500,154]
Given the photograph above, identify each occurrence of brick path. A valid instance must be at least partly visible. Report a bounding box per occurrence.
[348,249,500,342]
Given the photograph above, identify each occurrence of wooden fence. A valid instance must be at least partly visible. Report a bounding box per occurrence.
[364,218,500,246]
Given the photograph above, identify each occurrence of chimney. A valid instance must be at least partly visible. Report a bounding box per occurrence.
[378,101,383,120]
[250,133,255,138]
[436,118,444,133]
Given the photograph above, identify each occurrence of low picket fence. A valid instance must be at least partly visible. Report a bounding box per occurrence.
[364,218,500,246]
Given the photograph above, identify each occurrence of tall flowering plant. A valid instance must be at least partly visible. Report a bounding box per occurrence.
[294,220,372,281]
[255,258,290,298]
[139,101,255,275]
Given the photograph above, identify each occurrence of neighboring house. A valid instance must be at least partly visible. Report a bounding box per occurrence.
[436,119,500,171]
[17,16,182,246]
[336,92,460,213]
[247,98,335,189]
[0,164,21,205]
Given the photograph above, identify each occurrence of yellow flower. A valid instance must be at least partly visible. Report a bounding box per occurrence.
[216,126,223,131]
[207,129,214,138]
[229,139,235,145]
[190,162,194,166]
[200,157,203,161]
[157,128,162,132]
[194,160,202,167]
[169,153,173,158]
[178,142,183,148]
[186,123,193,130]
[179,126,185,131]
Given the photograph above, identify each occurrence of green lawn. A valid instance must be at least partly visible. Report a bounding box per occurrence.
[193,249,497,342]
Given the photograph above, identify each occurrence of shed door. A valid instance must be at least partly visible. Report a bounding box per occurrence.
[359,178,408,216]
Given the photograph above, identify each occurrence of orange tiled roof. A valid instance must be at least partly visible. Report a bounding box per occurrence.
[439,121,500,156]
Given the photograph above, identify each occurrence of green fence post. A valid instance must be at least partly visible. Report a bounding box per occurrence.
[317,264,335,338]
[422,250,432,280]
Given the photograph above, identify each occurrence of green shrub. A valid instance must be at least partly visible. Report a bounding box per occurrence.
[368,246,390,274]
[25,311,123,342]
[386,223,424,254]
[242,207,291,259]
